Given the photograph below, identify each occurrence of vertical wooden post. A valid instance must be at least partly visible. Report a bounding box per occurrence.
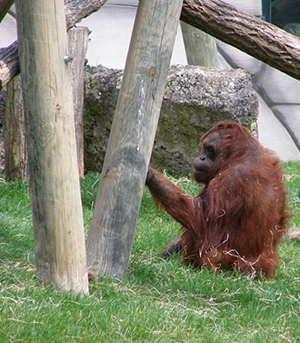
[15,0,88,294]
[4,27,89,180]
[5,74,28,180]
[180,21,220,67]
[68,26,89,177]
[86,0,183,277]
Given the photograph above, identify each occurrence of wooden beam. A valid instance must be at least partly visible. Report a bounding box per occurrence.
[68,26,90,177]
[64,0,107,29]
[0,0,107,90]
[16,0,88,293]
[180,21,220,67]
[4,27,90,180]
[86,0,183,277]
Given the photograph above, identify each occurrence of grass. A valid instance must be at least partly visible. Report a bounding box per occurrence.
[0,162,300,342]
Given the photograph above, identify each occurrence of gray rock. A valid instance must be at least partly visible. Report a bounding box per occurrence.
[84,65,258,175]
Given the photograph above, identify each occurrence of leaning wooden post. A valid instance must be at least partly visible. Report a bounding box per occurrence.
[15,0,88,293]
[86,0,183,277]
[180,21,220,67]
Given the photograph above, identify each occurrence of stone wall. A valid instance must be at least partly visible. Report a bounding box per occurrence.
[84,65,258,175]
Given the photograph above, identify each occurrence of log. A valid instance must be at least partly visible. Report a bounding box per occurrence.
[68,26,90,176]
[0,41,20,91]
[64,0,107,29]
[5,74,28,180]
[4,27,90,180]
[0,0,107,90]
[180,21,219,67]
[16,0,88,293]
[181,0,300,80]
[86,0,183,277]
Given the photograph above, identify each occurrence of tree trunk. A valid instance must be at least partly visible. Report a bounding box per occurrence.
[0,0,107,91]
[68,26,90,177]
[180,21,219,67]
[181,0,300,80]
[16,0,88,293]
[5,74,28,180]
[86,0,183,277]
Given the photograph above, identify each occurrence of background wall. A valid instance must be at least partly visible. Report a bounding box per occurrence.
[1,0,299,161]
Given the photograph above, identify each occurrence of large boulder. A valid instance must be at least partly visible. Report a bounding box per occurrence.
[84,65,258,175]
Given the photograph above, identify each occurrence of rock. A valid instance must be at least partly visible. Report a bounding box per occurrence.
[84,64,258,175]
[84,65,120,174]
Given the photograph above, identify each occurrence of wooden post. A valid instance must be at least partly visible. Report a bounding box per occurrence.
[68,26,89,177]
[4,27,89,180]
[15,0,88,294]
[5,74,28,180]
[180,21,219,67]
[86,0,183,277]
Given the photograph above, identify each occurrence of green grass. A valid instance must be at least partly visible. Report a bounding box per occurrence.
[0,162,300,342]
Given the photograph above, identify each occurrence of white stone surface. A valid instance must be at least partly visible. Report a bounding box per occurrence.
[256,65,300,105]
[0,12,17,47]
[80,0,187,69]
[272,105,300,144]
[222,0,262,17]
[257,95,300,161]
[217,41,264,77]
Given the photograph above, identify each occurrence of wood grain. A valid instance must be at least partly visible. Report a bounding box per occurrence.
[86,0,183,277]
[16,0,88,293]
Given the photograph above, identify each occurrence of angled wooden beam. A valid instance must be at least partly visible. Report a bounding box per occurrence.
[86,0,183,277]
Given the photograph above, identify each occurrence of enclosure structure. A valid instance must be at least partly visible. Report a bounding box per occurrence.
[2,0,300,287]
[15,0,88,293]
[86,0,183,277]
